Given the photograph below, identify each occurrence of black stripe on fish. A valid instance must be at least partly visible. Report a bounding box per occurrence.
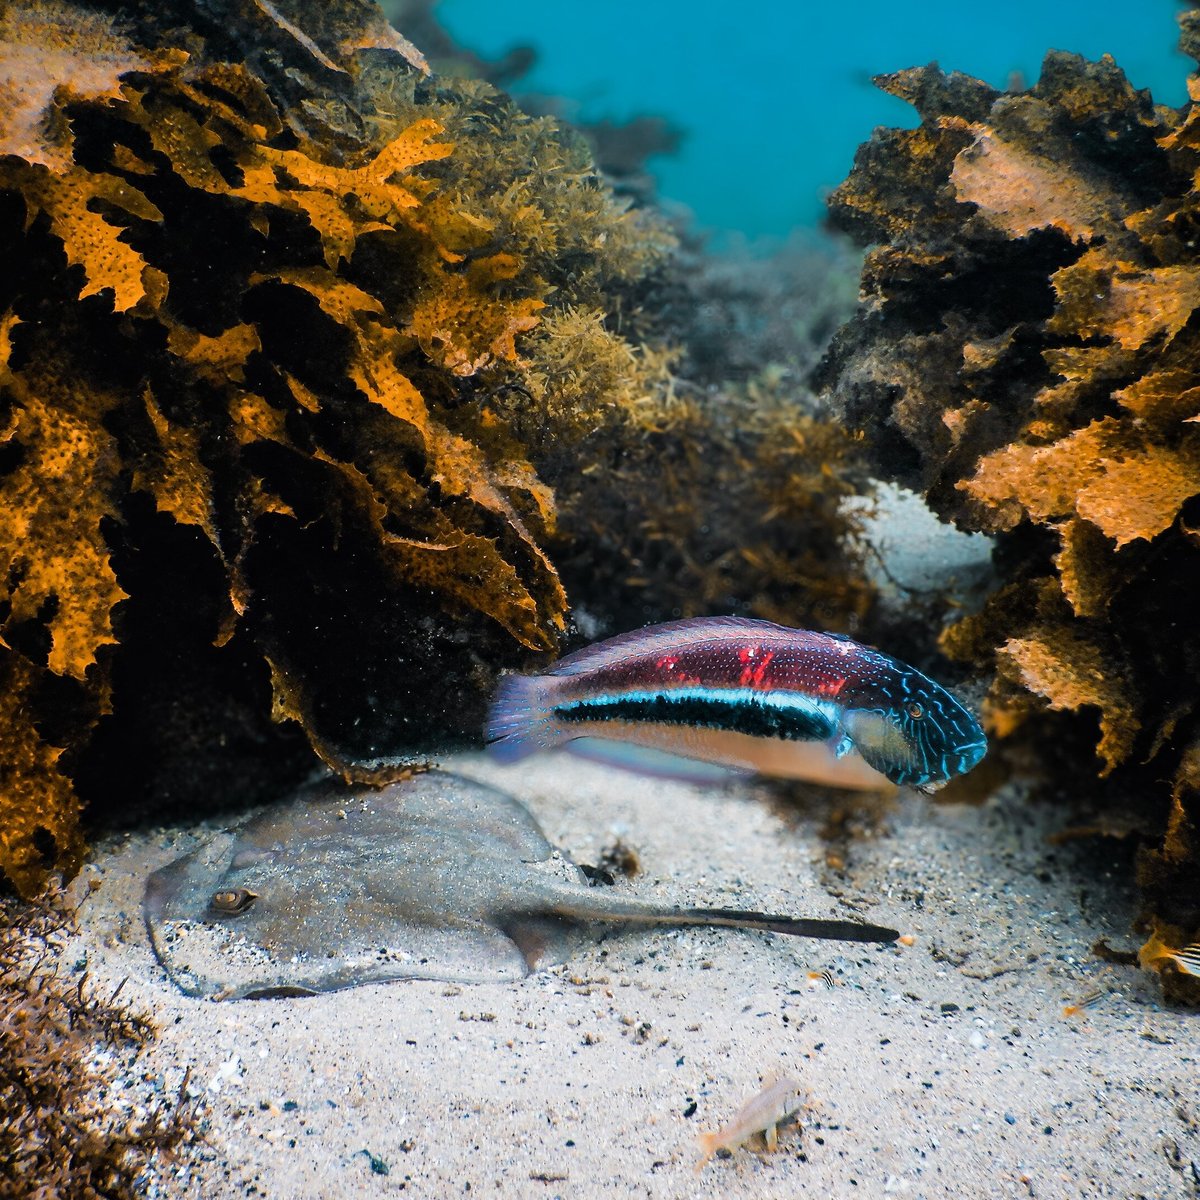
[553,687,839,743]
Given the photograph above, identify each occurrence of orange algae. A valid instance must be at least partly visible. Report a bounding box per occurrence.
[0,0,872,897]
[0,0,637,890]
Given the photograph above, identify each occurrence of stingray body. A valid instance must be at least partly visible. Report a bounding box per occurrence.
[487,617,987,791]
[144,771,897,999]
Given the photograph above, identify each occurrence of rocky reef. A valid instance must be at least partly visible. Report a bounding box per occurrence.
[0,0,869,894]
[823,15,1200,999]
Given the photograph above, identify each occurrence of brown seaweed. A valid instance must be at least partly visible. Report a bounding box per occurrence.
[822,17,1200,996]
[0,885,198,1197]
[0,0,664,888]
[0,0,873,897]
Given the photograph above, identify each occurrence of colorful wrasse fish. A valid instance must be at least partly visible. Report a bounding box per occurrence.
[486,617,987,792]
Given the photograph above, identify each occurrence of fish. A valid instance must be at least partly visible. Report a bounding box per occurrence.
[144,771,899,999]
[486,617,987,792]
[1145,941,1200,978]
[1061,987,1108,1017]
[696,1075,804,1170]
[1138,930,1200,978]
[806,968,837,989]
[1170,944,1200,977]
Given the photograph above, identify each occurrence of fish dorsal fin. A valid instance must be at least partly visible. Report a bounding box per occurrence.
[551,616,803,677]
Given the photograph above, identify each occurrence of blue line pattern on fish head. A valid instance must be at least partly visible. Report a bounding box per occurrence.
[840,660,987,790]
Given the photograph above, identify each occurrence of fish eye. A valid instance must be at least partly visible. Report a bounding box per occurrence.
[211,887,258,915]
[907,702,924,720]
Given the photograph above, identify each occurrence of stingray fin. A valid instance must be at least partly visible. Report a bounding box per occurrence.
[563,737,750,785]
[501,915,579,972]
[485,674,561,763]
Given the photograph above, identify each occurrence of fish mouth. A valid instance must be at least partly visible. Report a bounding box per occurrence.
[957,737,988,774]
[923,735,988,787]
[899,727,987,790]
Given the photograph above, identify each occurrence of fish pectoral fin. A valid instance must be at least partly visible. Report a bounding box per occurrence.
[832,733,855,761]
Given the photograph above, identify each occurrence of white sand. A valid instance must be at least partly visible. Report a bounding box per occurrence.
[72,752,1198,1199]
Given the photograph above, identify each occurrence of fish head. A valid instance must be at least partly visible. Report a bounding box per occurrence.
[841,672,986,789]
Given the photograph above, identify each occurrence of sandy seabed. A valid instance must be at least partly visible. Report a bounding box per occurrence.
[72,750,1197,1200]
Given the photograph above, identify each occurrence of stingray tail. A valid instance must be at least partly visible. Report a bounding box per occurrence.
[664,906,899,944]
[486,673,564,764]
[550,890,898,945]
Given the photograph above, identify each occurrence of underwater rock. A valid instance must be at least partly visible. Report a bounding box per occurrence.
[822,17,1200,996]
[144,770,897,998]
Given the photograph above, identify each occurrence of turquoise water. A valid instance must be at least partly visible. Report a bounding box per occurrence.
[437,1,1193,238]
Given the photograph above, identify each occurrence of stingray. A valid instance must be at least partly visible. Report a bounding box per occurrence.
[144,770,897,999]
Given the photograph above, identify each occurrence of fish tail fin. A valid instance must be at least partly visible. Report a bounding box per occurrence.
[485,674,561,763]
[695,1131,720,1173]
[1170,944,1200,977]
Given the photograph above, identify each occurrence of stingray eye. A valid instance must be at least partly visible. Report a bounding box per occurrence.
[211,887,258,915]
[907,702,924,720]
